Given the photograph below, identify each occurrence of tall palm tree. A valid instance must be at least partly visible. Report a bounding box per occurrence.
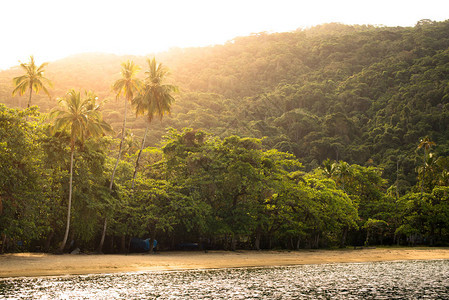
[12,56,53,108]
[50,89,112,252]
[417,137,436,192]
[97,61,142,253]
[109,61,142,189]
[131,57,178,189]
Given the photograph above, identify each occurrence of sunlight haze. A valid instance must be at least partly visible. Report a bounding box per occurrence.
[0,0,448,70]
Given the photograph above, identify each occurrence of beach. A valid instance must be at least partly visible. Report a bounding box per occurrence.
[1,248,449,278]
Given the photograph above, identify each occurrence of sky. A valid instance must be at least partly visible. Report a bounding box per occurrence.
[0,0,448,70]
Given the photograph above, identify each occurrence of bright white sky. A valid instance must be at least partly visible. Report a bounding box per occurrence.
[0,0,448,70]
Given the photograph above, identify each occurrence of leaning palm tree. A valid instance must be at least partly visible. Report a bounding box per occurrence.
[50,89,112,252]
[131,58,178,189]
[97,61,142,253]
[12,56,53,108]
[109,61,142,189]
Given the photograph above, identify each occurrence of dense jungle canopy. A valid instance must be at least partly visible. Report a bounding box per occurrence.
[1,19,449,253]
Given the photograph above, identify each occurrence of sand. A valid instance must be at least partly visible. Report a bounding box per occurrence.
[1,248,449,278]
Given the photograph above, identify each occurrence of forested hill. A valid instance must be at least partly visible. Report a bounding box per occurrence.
[1,19,449,185]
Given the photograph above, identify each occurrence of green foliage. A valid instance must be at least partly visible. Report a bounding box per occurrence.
[2,111,449,251]
[0,106,50,251]
[396,186,449,245]
[1,22,449,188]
[3,19,449,251]
[159,129,359,249]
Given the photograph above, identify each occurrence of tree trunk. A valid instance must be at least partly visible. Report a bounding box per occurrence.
[171,235,175,250]
[254,230,261,250]
[97,217,107,253]
[45,231,54,252]
[149,223,157,253]
[120,235,126,254]
[132,123,149,190]
[98,99,129,253]
[340,226,348,248]
[429,225,435,246]
[1,234,6,253]
[365,230,370,247]
[109,99,128,191]
[108,235,114,253]
[27,83,33,108]
[59,149,74,252]
[69,230,75,251]
[313,233,320,248]
[231,233,237,251]
[127,236,132,253]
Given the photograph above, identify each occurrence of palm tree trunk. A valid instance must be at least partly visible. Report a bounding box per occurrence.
[109,100,128,190]
[131,123,149,190]
[27,83,33,108]
[60,149,74,252]
[97,218,107,253]
[98,99,129,253]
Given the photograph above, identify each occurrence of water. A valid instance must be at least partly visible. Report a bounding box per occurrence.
[1,260,448,299]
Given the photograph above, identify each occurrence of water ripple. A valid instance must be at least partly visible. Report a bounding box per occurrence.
[1,260,448,299]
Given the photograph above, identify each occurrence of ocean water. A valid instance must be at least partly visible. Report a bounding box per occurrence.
[1,260,448,299]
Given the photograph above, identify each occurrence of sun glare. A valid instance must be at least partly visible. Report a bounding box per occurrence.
[0,0,448,70]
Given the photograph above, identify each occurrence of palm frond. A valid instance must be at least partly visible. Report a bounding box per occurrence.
[50,89,112,147]
[132,58,178,123]
[113,60,143,103]
[11,56,52,103]
[12,79,29,96]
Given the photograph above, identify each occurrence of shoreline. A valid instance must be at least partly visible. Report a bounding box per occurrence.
[1,248,449,278]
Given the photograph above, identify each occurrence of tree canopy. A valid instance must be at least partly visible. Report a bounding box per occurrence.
[1,19,449,252]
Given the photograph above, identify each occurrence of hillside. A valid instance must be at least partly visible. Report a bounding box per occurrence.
[1,19,449,185]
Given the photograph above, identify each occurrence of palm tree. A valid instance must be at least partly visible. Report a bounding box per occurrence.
[418,136,436,157]
[131,57,178,189]
[417,137,436,192]
[50,89,112,252]
[334,161,352,192]
[12,56,53,108]
[321,158,337,178]
[97,61,142,253]
[110,60,142,188]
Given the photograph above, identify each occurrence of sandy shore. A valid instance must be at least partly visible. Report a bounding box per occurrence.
[1,248,449,278]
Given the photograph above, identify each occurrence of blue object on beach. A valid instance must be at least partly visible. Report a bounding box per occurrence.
[130,238,157,252]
